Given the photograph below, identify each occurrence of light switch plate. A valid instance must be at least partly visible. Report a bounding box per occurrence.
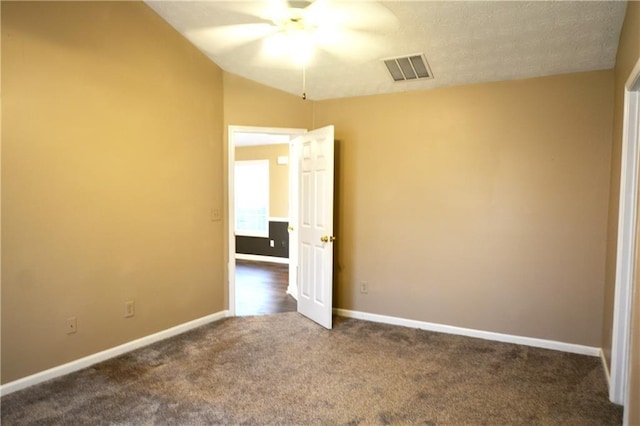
[211,208,221,222]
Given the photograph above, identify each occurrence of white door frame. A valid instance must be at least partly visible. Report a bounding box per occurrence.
[611,58,640,417]
[227,125,306,316]
[288,138,300,300]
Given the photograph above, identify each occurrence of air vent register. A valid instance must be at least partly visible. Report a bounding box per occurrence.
[383,54,433,82]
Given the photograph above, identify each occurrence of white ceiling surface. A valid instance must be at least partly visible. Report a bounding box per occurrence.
[146,1,627,101]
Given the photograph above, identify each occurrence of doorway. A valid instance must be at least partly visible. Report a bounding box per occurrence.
[228,126,307,317]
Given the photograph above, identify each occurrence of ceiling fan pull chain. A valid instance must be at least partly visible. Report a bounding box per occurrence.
[302,66,307,100]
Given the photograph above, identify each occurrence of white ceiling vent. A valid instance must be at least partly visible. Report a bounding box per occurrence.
[383,54,433,82]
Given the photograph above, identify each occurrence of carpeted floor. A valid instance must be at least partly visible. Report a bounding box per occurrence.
[1,313,622,425]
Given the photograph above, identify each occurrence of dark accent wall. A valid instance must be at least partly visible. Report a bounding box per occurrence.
[236,221,289,258]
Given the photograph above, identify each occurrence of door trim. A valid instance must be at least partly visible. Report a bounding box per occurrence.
[227,125,306,316]
[611,58,640,415]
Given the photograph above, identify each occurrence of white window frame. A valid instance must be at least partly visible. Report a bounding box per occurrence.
[234,159,269,238]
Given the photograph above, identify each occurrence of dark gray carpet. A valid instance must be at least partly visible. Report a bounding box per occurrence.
[1,313,622,424]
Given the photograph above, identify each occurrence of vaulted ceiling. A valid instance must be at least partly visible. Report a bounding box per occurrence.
[146,1,627,101]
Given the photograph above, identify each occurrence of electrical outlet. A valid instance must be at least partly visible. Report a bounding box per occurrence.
[211,208,221,222]
[124,300,135,318]
[66,317,77,334]
[270,240,275,247]
[360,281,369,294]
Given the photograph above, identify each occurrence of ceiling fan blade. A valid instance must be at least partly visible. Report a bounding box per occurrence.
[185,24,278,54]
[264,0,295,22]
[199,0,289,22]
[300,0,329,16]
[289,0,313,9]
[314,28,392,62]
[306,0,398,33]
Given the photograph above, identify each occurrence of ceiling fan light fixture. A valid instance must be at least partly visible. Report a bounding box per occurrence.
[262,5,320,66]
[288,33,314,65]
[263,27,315,65]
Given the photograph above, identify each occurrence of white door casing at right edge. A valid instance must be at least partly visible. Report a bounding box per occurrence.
[611,58,640,424]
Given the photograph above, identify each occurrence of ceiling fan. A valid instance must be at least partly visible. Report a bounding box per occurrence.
[184,0,398,74]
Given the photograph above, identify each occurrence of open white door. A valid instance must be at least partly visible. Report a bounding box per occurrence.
[295,125,335,329]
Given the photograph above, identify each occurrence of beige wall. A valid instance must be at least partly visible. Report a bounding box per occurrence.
[223,72,313,130]
[1,1,225,383]
[235,144,290,219]
[314,70,613,347]
[602,1,640,422]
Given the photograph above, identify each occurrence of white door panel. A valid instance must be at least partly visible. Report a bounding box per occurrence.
[295,125,335,329]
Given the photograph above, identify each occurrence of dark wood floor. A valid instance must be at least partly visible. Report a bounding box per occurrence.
[235,259,297,316]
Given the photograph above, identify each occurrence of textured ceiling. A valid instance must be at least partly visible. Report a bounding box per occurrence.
[146,1,627,101]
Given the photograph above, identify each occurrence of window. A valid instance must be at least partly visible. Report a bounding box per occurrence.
[235,160,269,237]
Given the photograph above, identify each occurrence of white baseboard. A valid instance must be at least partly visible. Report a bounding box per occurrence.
[235,254,289,264]
[2,308,602,397]
[600,349,612,389]
[286,284,299,300]
[268,217,289,223]
[287,287,298,301]
[0,310,230,397]
[334,308,601,357]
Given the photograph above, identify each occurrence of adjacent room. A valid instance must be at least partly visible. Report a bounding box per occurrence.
[233,132,297,316]
[1,0,639,423]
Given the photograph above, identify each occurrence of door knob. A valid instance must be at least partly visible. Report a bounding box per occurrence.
[288,225,294,232]
[320,235,336,243]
